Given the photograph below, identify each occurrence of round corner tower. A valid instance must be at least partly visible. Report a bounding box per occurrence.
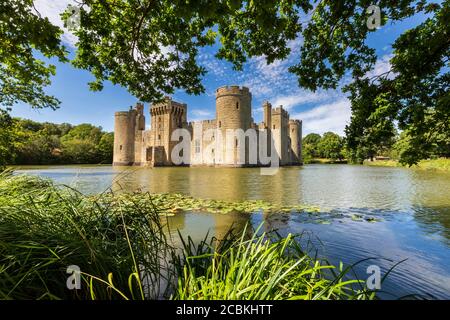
[113,109,136,166]
[216,85,252,131]
[289,119,302,164]
[215,85,252,166]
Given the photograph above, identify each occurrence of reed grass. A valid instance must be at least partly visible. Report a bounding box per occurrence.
[0,170,173,300]
[172,226,375,300]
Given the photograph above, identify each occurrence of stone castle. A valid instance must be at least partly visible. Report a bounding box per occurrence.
[113,85,303,167]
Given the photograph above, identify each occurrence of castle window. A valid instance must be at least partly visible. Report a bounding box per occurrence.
[158,134,161,140]
[235,139,238,147]
[273,125,276,129]
[292,128,294,133]
[218,121,221,128]
[119,145,123,151]
[236,102,239,109]
[195,139,201,154]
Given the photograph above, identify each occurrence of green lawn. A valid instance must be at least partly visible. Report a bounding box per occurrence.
[364,158,450,171]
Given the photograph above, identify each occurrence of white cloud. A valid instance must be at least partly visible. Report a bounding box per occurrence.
[34,0,78,47]
[291,99,351,135]
[272,90,334,110]
[236,35,304,100]
[198,53,228,77]
[191,109,214,117]
[189,108,215,121]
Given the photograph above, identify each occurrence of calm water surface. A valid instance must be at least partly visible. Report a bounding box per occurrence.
[14,164,450,299]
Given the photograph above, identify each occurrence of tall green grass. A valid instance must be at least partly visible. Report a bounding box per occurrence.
[0,171,173,300]
[0,171,379,300]
[172,226,375,300]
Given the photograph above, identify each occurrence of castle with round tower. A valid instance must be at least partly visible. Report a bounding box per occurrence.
[113,85,302,167]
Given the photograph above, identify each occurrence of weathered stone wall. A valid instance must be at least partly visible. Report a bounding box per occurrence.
[263,101,272,129]
[190,120,217,166]
[271,106,290,165]
[113,109,136,166]
[148,97,187,166]
[215,85,252,166]
[134,103,145,165]
[289,119,302,164]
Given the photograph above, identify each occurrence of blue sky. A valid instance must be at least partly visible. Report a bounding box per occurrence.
[10,1,431,134]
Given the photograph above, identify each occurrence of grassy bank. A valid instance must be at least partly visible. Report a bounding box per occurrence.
[364,158,450,171]
[0,172,379,300]
[305,158,348,164]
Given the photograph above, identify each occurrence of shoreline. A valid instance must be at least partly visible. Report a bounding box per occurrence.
[363,158,450,172]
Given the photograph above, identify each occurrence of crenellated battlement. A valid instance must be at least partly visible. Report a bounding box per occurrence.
[289,119,302,125]
[114,111,131,117]
[135,102,144,114]
[115,102,144,117]
[150,97,187,116]
[215,85,251,98]
[263,101,272,108]
[272,106,289,118]
[201,119,216,124]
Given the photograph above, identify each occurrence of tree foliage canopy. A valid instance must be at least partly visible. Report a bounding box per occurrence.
[302,132,345,162]
[318,132,344,161]
[65,0,313,101]
[0,0,67,109]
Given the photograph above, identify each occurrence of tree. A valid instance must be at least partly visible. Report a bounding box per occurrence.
[61,138,99,164]
[317,132,344,161]
[14,132,60,164]
[0,109,14,169]
[302,144,315,164]
[60,124,104,163]
[1,118,111,165]
[98,132,114,163]
[67,1,447,165]
[61,123,103,143]
[303,133,322,146]
[289,1,448,165]
[0,0,67,109]
[302,133,322,160]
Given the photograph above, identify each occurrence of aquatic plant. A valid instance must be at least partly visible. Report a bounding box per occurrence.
[111,192,321,215]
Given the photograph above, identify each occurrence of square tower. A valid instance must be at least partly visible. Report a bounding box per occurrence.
[148,97,187,166]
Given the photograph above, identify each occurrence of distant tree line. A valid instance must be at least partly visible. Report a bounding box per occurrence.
[0,110,113,168]
[303,129,449,165]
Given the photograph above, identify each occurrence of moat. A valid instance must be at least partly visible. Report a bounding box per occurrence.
[13,164,450,299]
